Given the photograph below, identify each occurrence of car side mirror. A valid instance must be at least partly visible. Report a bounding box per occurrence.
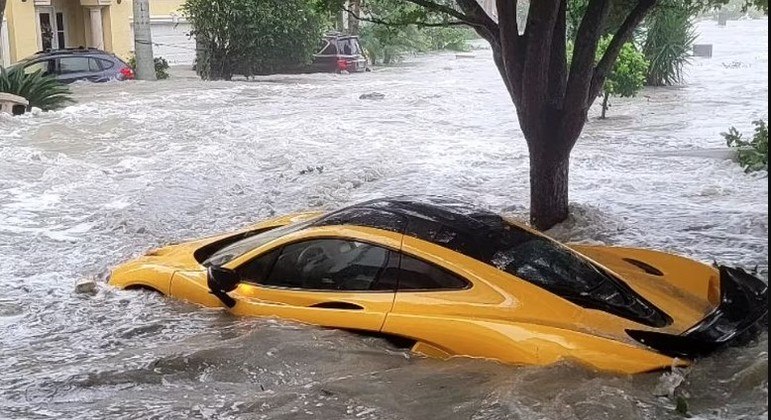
[207,266,240,308]
[208,265,240,292]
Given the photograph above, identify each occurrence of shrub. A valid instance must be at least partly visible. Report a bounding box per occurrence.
[597,37,648,118]
[0,66,73,111]
[722,120,769,172]
[182,0,323,80]
[128,55,170,80]
[642,5,697,86]
[359,24,425,64]
[421,26,474,52]
[567,36,648,118]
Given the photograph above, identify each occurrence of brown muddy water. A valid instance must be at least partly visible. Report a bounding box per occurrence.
[0,19,767,420]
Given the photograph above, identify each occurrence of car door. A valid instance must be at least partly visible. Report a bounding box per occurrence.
[311,39,339,72]
[229,238,399,332]
[380,239,507,359]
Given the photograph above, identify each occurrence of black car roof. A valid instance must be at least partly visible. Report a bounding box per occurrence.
[312,197,672,328]
[312,196,520,262]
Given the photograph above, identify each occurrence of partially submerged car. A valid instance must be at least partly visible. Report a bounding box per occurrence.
[311,33,368,73]
[12,47,134,84]
[110,197,768,374]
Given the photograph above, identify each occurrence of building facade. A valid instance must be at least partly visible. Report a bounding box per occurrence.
[0,0,194,67]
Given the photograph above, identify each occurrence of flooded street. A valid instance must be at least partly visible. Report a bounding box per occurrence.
[0,18,767,420]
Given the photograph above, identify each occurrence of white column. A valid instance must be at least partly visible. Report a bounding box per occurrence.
[1,17,11,67]
[89,7,104,50]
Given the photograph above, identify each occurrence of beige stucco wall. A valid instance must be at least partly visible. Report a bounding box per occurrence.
[2,0,184,64]
[150,0,185,17]
[49,0,86,48]
[6,0,38,62]
[107,0,133,60]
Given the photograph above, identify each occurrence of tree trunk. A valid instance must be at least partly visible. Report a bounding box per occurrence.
[348,0,361,35]
[336,9,346,32]
[528,143,571,231]
[600,91,609,119]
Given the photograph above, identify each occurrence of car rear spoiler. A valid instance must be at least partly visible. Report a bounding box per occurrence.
[626,265,768,358]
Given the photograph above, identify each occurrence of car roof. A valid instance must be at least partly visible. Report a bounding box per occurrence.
[322,32,360,41]
[27,47,114,60]
[312,196,531,262]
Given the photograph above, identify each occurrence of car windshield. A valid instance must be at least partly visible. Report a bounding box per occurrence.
[424,219,670,327]
[339,38,360,55]
[203,220,313,267]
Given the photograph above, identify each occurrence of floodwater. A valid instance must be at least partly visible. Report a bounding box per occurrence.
[0,19,767,420]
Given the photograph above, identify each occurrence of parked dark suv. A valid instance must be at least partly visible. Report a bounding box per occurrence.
[311,33,368,73]
[12,47,134,84]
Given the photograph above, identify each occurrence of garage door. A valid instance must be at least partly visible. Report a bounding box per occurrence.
[150,20,195,66]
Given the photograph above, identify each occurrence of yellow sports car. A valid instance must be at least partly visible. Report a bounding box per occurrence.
[109,197,768,374]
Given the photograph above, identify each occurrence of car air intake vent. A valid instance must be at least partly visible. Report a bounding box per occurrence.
[622,258,664,276]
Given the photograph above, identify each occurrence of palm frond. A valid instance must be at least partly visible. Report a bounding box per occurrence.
[642,8,696,87]
[0,66,74,111]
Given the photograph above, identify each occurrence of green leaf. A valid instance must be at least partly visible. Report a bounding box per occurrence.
[0,66,74,111]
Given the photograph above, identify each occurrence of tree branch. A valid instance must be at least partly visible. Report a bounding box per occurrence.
[402,0,479,24]
[342,7,466,27]
[588,0,657,102]
[547,0,567,108]
[397,0,501,47]
[563,0,611,116]
[455,0,502,47]
[495,0,523,101]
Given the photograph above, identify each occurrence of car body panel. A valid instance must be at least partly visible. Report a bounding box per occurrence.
[230,288,395,331]
[570,245,718,331]
[109,198,767,374]
[383,314,682,374]
[109,258,176,294]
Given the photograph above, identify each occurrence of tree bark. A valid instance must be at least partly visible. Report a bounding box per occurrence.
[529,142,571,231]
[601,91,609,119]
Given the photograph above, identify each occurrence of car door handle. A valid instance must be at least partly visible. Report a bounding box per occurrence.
[310,302,364,310]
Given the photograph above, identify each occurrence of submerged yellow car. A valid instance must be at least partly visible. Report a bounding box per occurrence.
[110,197,768,374]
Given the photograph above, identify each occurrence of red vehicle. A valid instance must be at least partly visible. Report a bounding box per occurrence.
[311,33,368,73]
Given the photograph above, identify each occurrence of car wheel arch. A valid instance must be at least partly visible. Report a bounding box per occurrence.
[124,283,164,295]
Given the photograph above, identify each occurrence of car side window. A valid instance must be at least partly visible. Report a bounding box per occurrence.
[58,57,90,74]
[99,58,115,70]
[237,249,280,284]
[23,60,52,76]
[396,254,470,291]
[319,41,338,55]
[88,58,102,72]
[261,239,390,291]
